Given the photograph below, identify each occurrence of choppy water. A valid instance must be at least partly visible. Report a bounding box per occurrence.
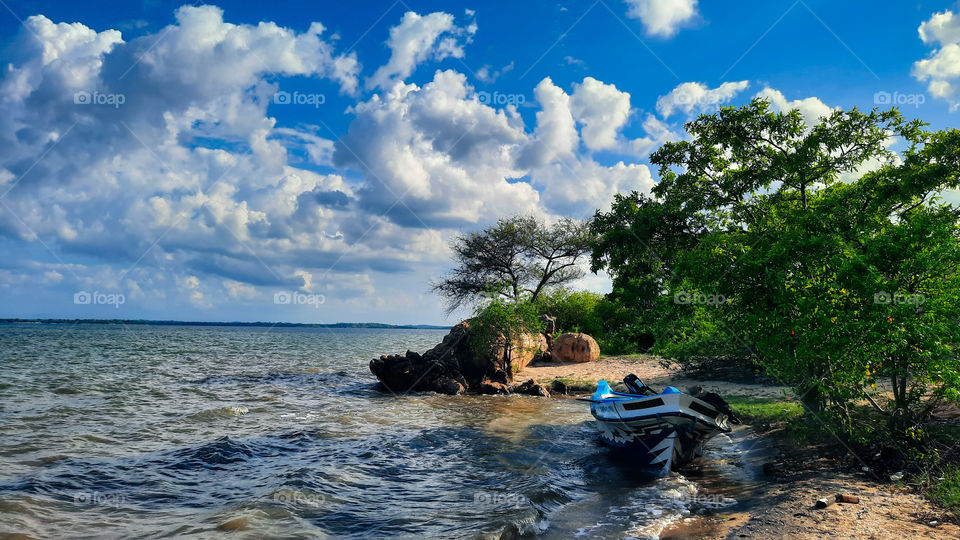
[0,324,755,539]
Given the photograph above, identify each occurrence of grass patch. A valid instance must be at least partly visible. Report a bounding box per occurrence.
[928,465,960,516]
[550,377,598,393]
[724,395,803,426]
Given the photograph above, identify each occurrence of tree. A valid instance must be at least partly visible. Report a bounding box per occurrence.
[433,216,592,311]
[592,99,960,435]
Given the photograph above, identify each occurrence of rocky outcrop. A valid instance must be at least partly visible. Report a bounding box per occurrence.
[552,332,600,363]
[370,321,549,395]
[510,378,551,397]
[488,332,548,373]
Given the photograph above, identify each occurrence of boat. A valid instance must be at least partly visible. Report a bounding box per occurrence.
[584,375,739,474]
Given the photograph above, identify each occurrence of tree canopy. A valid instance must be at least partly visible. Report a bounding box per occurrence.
[591,99,960,432]
[433,216,592,311]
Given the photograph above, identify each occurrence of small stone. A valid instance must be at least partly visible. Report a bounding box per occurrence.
[889,471,904,482]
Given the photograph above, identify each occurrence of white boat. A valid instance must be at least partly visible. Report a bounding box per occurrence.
[586,377,737,474]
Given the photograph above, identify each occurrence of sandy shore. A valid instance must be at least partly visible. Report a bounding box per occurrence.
[518,354,789,399]
[519,355,960,539]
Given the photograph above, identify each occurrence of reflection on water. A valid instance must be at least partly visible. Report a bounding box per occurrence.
[0,324,760,539]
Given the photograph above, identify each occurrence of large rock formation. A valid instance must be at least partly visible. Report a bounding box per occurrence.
[370,321,548,395]
[552,332,600,363]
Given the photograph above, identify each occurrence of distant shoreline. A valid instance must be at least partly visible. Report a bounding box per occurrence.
[0,318,450,330]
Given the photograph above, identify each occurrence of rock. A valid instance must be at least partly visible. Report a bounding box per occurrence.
[549,379,568,395]
[477,381,510,394]
[552,333,600,363]
[889,471,904,482]
[370,322,473,395]
[370,320,546,395]
[486,332,548,372]
[511,378,551,397]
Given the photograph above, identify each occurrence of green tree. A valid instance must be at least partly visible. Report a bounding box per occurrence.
[433,216,592,311]
[592,99,960,433]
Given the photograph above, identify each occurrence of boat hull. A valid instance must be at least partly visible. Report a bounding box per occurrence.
[589,387,730,474]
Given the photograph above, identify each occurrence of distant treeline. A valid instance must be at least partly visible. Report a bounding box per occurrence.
[0,319,449,330]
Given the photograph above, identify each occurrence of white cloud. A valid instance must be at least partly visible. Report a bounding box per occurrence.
[366,11,476,91]
[531,160,656,216]
[754,87,835,126]
[656,80,750,118]
[0,5,675,320]
[570,77,632,151]
[919,10,960,46]
[913,10,960,110]
[624,0,699,38]
[336,70,539,226]
[629,113,682,157]
[518,77,579,168]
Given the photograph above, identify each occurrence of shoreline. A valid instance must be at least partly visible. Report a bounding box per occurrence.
[518,355,960,539]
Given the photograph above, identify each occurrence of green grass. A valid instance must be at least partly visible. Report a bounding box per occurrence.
[549,377,598,393]
[929,465,960,515]
[724,395,804,426]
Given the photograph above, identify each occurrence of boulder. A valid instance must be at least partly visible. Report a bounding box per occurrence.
[510,378,551,397]
[369,320,548,395]
[477,381,510,395]
[552,333,600,363]
[486,332,548,373]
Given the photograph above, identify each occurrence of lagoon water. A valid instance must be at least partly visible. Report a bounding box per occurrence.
[0,324,751,539]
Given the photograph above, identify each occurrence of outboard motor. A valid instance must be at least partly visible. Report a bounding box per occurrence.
[623,374,657,396]
[696,392,742,424]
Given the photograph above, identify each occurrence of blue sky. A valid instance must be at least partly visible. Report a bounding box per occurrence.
[0,0,958,324]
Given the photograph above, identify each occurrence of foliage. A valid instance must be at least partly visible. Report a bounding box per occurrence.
[433,216,592,312]
[591,99,960,439]
[469,299,544,367]
[534,288,605,336]
[929,465,960,516]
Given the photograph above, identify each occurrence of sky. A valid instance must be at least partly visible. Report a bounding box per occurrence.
[0,0,958,325]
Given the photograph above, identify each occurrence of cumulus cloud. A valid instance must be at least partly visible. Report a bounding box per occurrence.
[624,0,699,38]
[913,10,960,110]
[0,5,671,320]
[0,6,413,310]
[336,70,539,226]
[517,77,579,168]
[754,87,835,126]
[531,159,655,216]
[656,80,750,117]
[366,11,476,91]
[570,77,632,151]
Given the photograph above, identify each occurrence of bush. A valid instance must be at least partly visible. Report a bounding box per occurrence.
[470,299,544,365]
[534,288,604,336]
